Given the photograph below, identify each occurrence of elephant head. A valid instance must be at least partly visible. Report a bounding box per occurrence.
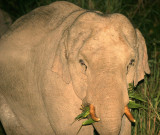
[52,12,150,134]
[0,9,12,37]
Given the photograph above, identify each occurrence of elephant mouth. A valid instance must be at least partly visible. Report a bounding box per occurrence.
[89,104,136,123]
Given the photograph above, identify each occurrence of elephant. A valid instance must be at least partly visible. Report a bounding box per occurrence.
[0,9,12,37]
[0,1,150,135]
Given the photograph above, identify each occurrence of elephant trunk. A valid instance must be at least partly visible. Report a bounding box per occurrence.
[92,99,123,135]
[84,73,132,134]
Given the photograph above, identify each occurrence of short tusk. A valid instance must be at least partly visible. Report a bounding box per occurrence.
[124,105,136,123]
[89,104,100,122]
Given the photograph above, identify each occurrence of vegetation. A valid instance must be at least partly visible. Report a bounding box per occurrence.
[131,45,160,135]
[0,0,159,134]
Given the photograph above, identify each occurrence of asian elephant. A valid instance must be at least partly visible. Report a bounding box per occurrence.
[0,9,12,37]
[0,1,150,135]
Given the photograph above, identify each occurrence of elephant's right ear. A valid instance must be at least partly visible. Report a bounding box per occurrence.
[134,29,150,86]
[52,34,71,84]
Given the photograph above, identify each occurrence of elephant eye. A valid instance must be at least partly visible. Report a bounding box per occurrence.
[129,59,135,66]
[79,59,87,71]
[126,59,135,74]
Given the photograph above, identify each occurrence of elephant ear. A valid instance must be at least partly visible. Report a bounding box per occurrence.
[134,29,150,86]
[52,33,71,84]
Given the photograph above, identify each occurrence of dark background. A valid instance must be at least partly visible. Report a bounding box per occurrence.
[0,0,160,134]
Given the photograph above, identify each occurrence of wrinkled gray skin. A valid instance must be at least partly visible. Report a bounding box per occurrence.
[0,1,150,135]
[0,9,12,37]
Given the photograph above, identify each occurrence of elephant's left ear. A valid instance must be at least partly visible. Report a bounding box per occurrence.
[134,29,150,86]
[52,34,71,84]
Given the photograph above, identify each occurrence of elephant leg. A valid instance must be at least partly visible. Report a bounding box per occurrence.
[0,94,28,135]
[119,115,131,135]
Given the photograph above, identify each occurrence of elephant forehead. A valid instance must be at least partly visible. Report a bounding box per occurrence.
[81,29,135,60]
[79,32,136,73]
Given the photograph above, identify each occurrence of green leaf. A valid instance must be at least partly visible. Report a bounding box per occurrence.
[82,118,95,126]
[128,83,135,91]
[128,91,147,102]
[128,100,147,109]
[83,110,90,118]
[75,113,85,120]
[75,107,90,120]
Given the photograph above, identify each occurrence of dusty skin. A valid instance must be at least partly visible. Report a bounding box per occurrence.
[0,9,12,37]
[0,1,150,135]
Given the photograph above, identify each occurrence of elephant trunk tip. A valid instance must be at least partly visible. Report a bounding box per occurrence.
[124,105,136,123]
[89,104,100,122]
